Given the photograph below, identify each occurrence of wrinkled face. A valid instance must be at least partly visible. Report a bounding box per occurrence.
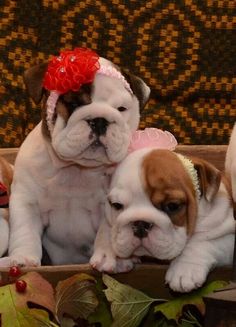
[50,75,138,167]
[34,57,150,168]
[107,149,198,260]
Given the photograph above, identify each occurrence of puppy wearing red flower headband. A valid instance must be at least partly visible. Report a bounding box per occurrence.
[0,48,150,267]
[0,156,13,257]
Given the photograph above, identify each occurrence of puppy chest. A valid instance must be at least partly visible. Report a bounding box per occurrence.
[39,168,109,236]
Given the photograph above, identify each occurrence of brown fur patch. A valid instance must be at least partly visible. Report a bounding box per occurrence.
[24,62,93,140]
[189,156,221,201]
[121,68,149,110]
[23,63,48,104]
[142,149,198,235]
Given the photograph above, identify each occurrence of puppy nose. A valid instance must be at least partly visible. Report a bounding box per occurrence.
[87,118,108,136]
[132,220,153,239]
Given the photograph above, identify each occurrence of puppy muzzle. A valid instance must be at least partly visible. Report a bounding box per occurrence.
[111,211,188,260]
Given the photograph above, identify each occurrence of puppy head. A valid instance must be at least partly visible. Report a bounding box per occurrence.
[24,49,150,167]
[106,148,221,260]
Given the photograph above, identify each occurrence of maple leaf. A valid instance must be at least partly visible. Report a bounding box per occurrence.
[102,274,165,327]
[0,271,56,327]
[154,280,228,322]
[55,273,99,323]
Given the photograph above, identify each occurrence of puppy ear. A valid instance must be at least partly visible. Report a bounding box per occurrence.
[121,69,150,110]
[191,157,221,202]
[23,63,48,104]
[186,188,198,235]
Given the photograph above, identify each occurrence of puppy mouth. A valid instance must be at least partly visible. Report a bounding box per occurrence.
[91,138,103,149]
[133,245,153,257]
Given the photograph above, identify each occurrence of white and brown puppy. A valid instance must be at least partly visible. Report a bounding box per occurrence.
[91,148,235,292]
[0,156,13,256]
[0,48,150,267]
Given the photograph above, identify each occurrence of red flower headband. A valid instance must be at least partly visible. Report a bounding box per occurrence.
[43,48,100,94]
[43,47,133,133]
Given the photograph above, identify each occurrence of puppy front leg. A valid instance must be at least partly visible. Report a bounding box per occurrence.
[165,234,234,293]
[0,192,43,267]
[90,218,118,272]
[90,219,136,273]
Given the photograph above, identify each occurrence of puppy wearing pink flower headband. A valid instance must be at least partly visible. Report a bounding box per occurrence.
[91,129,235,292]
[0,48,150,267]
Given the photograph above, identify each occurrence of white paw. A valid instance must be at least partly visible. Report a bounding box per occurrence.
[0,255,41,268]
[90,250,138,273]
[90,250,117,273]
[165,259,209,293]
[115,257,138,273]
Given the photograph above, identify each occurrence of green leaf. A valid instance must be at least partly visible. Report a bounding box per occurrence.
[55,273,99,323]
[0,272,55,327]
[21,309,59,326]
[88,277,113,327]
[103,274,165,327]
[154,280,228,322]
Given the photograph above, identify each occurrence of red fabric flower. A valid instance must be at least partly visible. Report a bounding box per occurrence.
[43,48,100,94]
[0,182,8,208]
[0,182,7,194]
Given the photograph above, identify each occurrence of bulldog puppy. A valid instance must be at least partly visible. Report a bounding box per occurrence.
[1,48,150,267]
[0,156,13,256]
[91,148,235,292]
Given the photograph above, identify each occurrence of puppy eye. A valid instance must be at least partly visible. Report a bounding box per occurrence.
[110,202,124,210]
[161,202,183,215]
[117,106,127,112]
[67,102,78,111]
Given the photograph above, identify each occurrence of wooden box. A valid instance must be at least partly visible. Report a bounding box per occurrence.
[0,145,232,299]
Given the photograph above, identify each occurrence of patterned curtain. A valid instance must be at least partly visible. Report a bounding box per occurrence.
[0,0,236,146]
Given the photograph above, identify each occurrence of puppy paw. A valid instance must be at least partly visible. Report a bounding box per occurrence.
[0,255,40,268]
[165,260,208,293]
[115,257,138,273]
[90,251,138,273]
[90,251,117,273]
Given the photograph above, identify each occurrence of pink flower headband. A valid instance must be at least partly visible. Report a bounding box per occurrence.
[128,128,177,153]
[43,47,133,133]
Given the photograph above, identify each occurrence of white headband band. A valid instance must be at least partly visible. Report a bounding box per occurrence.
[175,153,201,201]
[45,65,133,133]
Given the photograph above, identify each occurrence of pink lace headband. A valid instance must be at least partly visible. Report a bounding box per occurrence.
[128,128,177,153]
[43,48,133,133]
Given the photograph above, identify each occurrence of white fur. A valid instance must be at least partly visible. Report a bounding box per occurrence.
[225,122,236,201]
[91,148,235,292]
[0,61,150,267]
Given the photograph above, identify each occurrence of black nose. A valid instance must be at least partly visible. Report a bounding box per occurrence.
[87,118,108,136]
[132,221,153,239]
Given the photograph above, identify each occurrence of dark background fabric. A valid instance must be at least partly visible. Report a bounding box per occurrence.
[0,0,236,147]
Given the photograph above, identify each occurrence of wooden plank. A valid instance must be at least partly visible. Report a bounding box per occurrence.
[0,264,232,298]
[176,145,227,171]
[0,145,228,170]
